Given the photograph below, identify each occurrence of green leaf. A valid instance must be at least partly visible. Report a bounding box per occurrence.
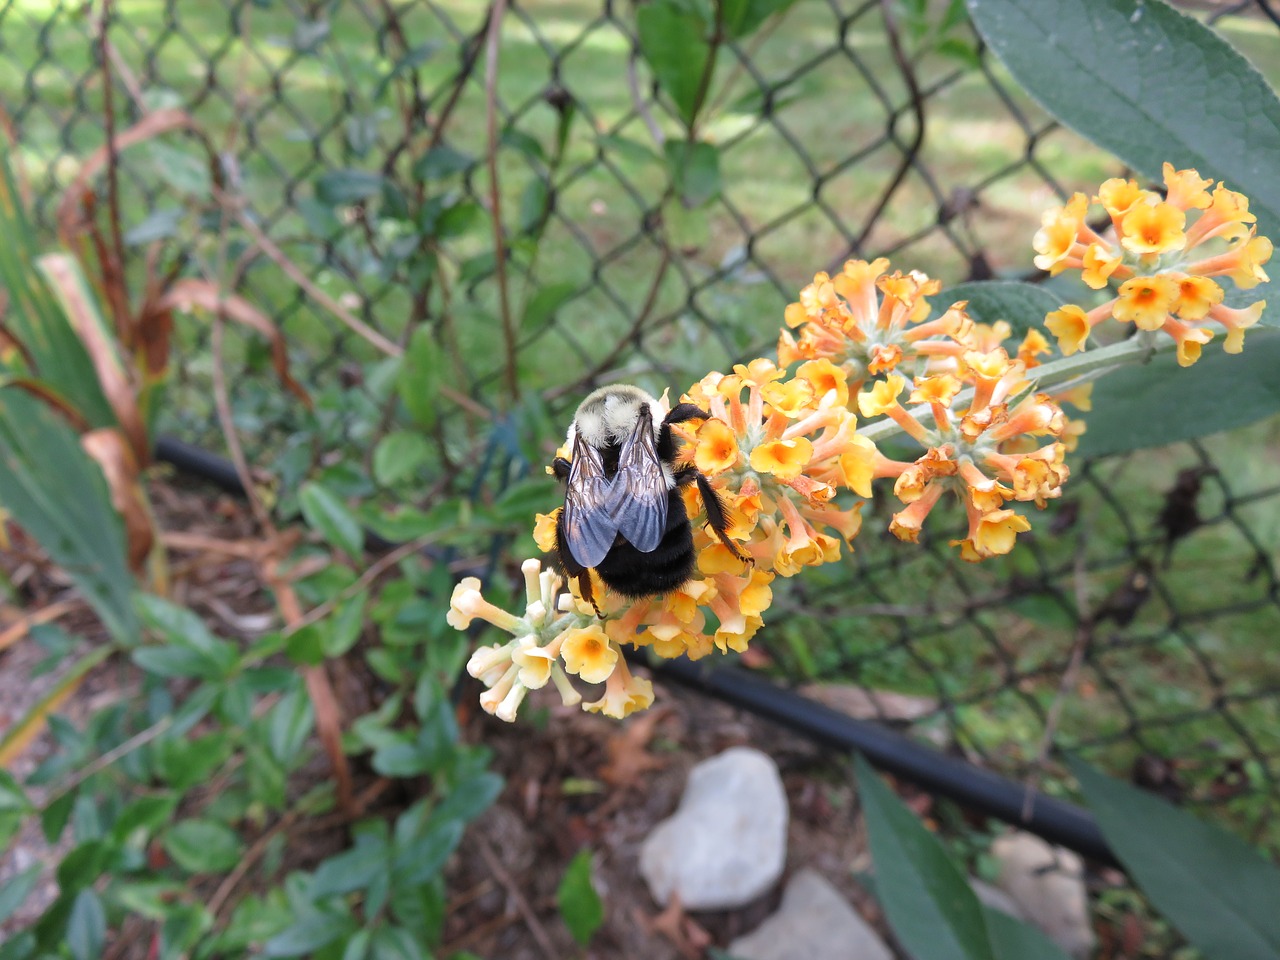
[111,794,178,844]
[0,393,137,641]
[557,849,604,946]
[413,145,474,180]
[522,282,577,332]
[322,590,368,658]
[342,929,372,960]
[597,133,662,168]
[968,0,1280,241]
[299,481,365,558]
[0,866,41,925]
[518,178,551,237]
[163,819,244,874]
[398,326,441,432]
[145,141,211,196]
[721,0,797,39]
[432,771,504,827]
[316,169,384,206]
[1070,756,1280,960]
[938,281,1064,339]
[984,907,1073,960]
[370,926,428,960]
[66,889,105,960]
[285,624,326,666]
[1078,326,1280,457]
[263,909,355,957]
[373,430,432,486]
[636,0,712,128]
[855,754,997,960]
[664,139,722,208]
[312,830,391,898]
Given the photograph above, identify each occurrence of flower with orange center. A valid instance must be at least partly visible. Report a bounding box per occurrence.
[762,378,815,417]
[693,417,740,476]
[1114,274,1180,330]
[1172,275,1224,320]
[560,623,619,684]
[533,509,560,554]
[1017,329,1053,369]
[750,436,813,481]
[1186,234,1273,289]
[1120,201,1186,257]
[796,358,850,407]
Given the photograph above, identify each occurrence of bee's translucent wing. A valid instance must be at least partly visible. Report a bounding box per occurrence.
[610,405,667,553]
[562,433,618,569]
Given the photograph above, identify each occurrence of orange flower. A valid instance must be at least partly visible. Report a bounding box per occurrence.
[693,418,740,475]
[560,624,618,684]
[1114,275,1180,331]
[1120,201,1186,257]
[1045,305,1092,356]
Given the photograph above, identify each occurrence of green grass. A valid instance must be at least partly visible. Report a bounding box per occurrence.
[4,0,1280,839]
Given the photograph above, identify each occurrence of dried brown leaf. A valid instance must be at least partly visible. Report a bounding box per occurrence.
[39,253,149,462]
[81,427,155,572]
[55,108,197,242]
[156,278,311,407]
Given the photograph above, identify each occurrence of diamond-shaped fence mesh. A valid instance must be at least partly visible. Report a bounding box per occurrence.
[3,0,1279,848]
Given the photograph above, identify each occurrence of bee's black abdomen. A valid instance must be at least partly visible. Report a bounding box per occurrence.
[595,488,695,598]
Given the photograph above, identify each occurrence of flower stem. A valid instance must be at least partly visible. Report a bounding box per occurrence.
[859,334,1171,445]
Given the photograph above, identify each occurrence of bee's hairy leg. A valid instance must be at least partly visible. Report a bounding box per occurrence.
[677,467,753,567]
[574,570,604,618]
[552,456,571,481]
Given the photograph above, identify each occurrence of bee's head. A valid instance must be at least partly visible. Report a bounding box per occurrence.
[569,384,663,448]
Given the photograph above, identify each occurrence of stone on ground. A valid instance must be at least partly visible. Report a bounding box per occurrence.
[639,746,788,910]
[991,830,1096,960]
[728,869,892,960]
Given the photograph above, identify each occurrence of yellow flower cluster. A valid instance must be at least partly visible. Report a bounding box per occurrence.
[1036,164,1271,365]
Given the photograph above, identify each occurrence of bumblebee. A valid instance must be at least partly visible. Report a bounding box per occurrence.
[551,385,750,614]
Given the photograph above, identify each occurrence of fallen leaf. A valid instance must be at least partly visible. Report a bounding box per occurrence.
[599,706,671,791]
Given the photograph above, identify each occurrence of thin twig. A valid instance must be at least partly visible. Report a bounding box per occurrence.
[96,0,132,342]
[628,52,664,147]
[283,532,437,639]
[484,0,519,404]
[233,208,403,358]
[41,716,173,807]
[476,835,559,960]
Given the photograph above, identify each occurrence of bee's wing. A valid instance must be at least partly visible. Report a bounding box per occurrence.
[610,405,667,553]
[562,433,618,569]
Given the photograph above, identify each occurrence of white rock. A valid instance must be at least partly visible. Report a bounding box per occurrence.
[991,831,1096,960]
[971,877,1027,921]
[639,746,788,910]
[728,870,892,960]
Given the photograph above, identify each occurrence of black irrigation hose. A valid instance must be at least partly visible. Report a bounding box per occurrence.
[155,433,1120,870]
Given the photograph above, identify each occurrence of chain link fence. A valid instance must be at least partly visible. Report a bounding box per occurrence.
[3,0,1279,850]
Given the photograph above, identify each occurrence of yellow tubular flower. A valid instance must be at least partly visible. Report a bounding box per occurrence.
[1172,276,1224,320]
[583,658,654,719]
[533,509,560,554]
[750,437,814,481]
[1114,275,1181,330]
[1081,243,1123,289]
[1208,300,1265,353]
[1163,163,1213,211]
[1120,201,1186,257]
[560,624,619,684]
[1045,305,1091,356]
[1096,178,1147,221]
[693,418,740,475]
[1033,193,1089,273]
[857,373,906,417]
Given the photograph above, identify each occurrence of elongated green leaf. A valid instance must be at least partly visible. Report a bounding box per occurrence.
[855,754,997,960]
[1078,326,1280,456]
[373,431,432,487]
[968,0,1280,241]
[722,0,797,39]
[0,866,41,925]
[315,169,384,205]
[0,142,115,428]
[557,850,604,946]
[636,0,712,128]
[939,281,1064,339]
[299,482,365,558]
[398,326,441,432]
[66,889,105,960]
[0,392,137,641]
[1070,756,1280,960]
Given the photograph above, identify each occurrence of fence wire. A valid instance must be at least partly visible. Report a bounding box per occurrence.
[3,0,1279,850]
